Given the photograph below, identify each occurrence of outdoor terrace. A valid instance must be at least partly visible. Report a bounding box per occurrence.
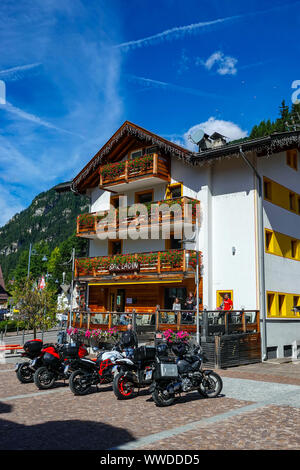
[99,153,170,191]
[75,249,199,280]
[76,196,200,239]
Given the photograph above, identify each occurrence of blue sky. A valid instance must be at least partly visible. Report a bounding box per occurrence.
[0,0,299,227]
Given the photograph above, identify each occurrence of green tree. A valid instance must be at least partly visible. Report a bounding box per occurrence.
[11,277,57,338]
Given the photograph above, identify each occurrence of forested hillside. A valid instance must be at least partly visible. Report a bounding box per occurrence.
[0,187,89,282]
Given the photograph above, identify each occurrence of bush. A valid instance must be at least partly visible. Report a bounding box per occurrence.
[0,320,26,331]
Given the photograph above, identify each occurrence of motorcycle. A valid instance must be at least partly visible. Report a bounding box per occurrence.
[149,343,223,407]
[15,339,54,384]
[113,345,157,400]
[68,344,125,396]
[33,342,88,390]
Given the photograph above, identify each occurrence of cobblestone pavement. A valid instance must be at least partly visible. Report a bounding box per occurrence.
[0,360,300,450]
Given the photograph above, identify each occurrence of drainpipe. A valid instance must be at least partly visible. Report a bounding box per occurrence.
[239,147,267,361]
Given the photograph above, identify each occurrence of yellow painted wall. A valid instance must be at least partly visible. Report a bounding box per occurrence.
[265,229,300,261]
[267,291,300,318]
[263,176,300,215]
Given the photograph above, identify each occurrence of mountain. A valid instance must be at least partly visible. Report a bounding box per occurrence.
[0,187,89,282]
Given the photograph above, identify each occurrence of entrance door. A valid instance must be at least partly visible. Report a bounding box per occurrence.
[164,287,187,310]
[110,288,125,312]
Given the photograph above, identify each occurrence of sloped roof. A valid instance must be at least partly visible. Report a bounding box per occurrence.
[191,130,300,166]
[72,121,193,193]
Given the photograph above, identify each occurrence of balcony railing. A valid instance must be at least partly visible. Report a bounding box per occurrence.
[76,196,200,237]
[99,153,170,187]
[75,249,199,279]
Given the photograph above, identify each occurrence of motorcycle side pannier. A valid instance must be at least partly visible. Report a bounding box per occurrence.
[133,346,156,361]
[24,339,43,354]
[154,357,178,380]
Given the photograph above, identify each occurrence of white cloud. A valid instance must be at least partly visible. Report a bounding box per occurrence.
[202,51,238,76]
[0,183,25,228]
[183,117,248,149]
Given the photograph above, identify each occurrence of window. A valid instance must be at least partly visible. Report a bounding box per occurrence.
[291,240,298,259]
[130,146,158,159]
[284,345,293,357]
[135,190,153,204]
[293,296,300,308]
[165,233,182,250]
[110,195,122,209]
[265,230,273,252]
[216,290,233,309]
[267,291,300,318]
[166,183,183,199]
[264,179,272,201]
[130,149,143,159]
[286,149,298,171]
[289,192,296,211]
[108,240,122,255]
[278,294,286,315]
[267,292,276,316]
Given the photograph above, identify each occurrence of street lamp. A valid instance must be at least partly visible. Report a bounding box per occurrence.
[180,218,200,345]
[55,250,76,329]
[27,244,48,279]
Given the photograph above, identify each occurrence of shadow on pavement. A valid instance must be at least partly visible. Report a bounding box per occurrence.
[0,401,135,450]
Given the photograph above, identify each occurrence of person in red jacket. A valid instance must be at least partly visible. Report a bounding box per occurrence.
[223,293,233,311]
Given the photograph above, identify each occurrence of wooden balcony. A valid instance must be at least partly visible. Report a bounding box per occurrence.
[99,153,170,191]
[76,196,200,238]
[75,249,200,281]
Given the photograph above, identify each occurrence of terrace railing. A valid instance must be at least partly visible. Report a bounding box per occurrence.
[75,249,199,278]
[99,153,170,187]
[76,196,200,237]
[71,308,260,336]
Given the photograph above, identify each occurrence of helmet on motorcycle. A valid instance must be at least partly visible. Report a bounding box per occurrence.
[156,343,168,357]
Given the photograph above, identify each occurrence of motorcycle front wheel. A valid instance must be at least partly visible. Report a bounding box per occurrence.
[152,388,175,407]
[198,371,223,398]
[34,366,56,390]
[113,373,135,400]
[69,370,93,396]
[16,362,34,383]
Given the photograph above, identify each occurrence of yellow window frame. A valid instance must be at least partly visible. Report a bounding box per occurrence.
[165,182,183,200]
[216,290,233,309]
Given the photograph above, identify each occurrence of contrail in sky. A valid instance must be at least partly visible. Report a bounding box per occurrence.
[128,75,220,99]
[114,2,300,51]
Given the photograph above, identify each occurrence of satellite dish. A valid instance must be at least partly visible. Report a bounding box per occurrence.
[189,129,205,145]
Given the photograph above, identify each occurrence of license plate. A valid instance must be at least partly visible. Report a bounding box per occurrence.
[145,370,152,380]
[31,359,37,367]
[64,365,69,374]
[112,365,118,374]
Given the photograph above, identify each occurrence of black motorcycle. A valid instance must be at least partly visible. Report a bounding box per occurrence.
[15,339,54,384]
[149,343,223,407]
[68,344,125,396]
[113,345,157,399]
[33,342,88,389]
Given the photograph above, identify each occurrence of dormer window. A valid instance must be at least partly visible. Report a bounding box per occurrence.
[130,146,158,159]
[130,149,143,159]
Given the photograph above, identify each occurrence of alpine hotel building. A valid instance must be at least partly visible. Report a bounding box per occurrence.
[65,121,300,361]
